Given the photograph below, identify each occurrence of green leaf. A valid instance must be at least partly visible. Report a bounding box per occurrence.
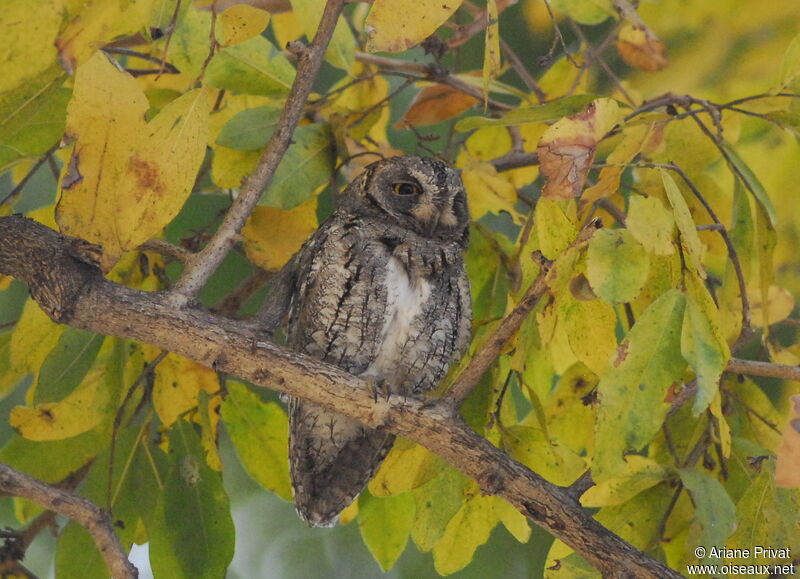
[626,195,675,256]
[411,467,468,552]
[681,274,730,415]
[0,430,103,483]
[720,143,777,227]
[359,492,415,571]
[149,419,235,579]
[55,522,107,579]
[216,104,283,151]
[535,198,578,260]
[0,65,70,169]
[455,94,599,131]
[207,36,296,97]
[586,228,650,304]
[432,492,498,575]
[594,289,687,481]
[220,380,292,500]
[259,123,334,209]
[679,468,737,560]
[34,328,104,404]
[661,169,706,278]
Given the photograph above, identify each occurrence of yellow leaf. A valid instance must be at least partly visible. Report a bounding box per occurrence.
[709,392,731,459]
[368,439,443,497]
[10,368,107,441]
[432,493,497,575]
[537,99,620,199]
[0,0,61,93]
[661,169,706,279]
[290,0,355,70]
[615,21,668,72]
[560,294,617,375]
[748,285,795,327]
[626,195,675,255]
[482,0,500,107]
[365,0,463,53]
[339,499,359,525]
[242,197,318,271]
[581,456,669,507]
[56,0,158,72]
[584,124,652,201]
[460,161,520,222]
[56,52,210,269]
[776,395,800,487]
[535,198,578,260]
[271,11,304,49]
[153,353,219,428]
[10,299,64,376]
[492,496,530,543]
[218,4,271,46]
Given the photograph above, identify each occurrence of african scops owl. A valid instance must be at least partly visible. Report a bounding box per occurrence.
[274,156,472,527]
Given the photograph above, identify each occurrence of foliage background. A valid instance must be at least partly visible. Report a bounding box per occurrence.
[1,0,799,577]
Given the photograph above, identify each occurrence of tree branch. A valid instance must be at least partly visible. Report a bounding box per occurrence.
[0,214,680,578]
[0,462,137,579]
[172,0,346,298]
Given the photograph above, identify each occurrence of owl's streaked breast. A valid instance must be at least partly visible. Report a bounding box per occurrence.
[361,256,431,386]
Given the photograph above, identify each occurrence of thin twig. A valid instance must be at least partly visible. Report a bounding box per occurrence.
[213,267,273,317]
[172,0,348,298]
[726,358,800,382]
[156,0,183,79]
[0,145,60,206]
[0,463,137,579]
[137,239,191,263]
[500,39,546,102]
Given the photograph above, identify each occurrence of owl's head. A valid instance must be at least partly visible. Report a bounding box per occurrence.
[342,156,470,245]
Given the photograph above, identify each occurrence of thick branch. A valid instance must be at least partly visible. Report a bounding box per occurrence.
[0,462,137,579]
[172,0,346,297]
[0,214,680,578]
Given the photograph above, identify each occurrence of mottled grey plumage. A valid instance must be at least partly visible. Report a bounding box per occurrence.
[274,156,471,527]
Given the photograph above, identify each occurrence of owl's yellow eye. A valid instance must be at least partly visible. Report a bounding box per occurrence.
[391,182,421,196]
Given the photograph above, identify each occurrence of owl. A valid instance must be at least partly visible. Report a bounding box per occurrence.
[266,156,472,527]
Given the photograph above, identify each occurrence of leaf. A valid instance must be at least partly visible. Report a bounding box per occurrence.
[594,290,687,480]
[775,395,800,487]
[56,53,211,269]
[219,381,292,500]
[748,285,795,327]
[365,0,463,53]
[216,104,284,151]
[537,99,620,199]
[550,0,615,25]
[460,161,520,221]
[681,273,730,415]
[242,197,318,271]
[290,0,355,70]
[586,228,650,304]
[33,328,104,404]
[411,468,468,552]
[492,497,530,543]
[153,353,219,428]
[581,456,670,507]
[721,143,777,227]
[778,32,800,91]
[661,169,706,279]
[560,294,618,375]
[0,0,61,93]
[259,123,335,209]
[397,84,478,128]
[359,493,415,571]
[679,468,737,560]
[207,36,296,97]
[455,94,599,131]
[369,438,444,497]
[432,492,497,575]
[10,298,65,376]
[217,4,270,46]
[535,198,578,260]
[502,425,586,486]
[615,21,668,72]
[583,124,652,201]
[55,522,107,579]
[0,66,70,169]
[626,195,675,255]
[482,0,500,107]
[149,419,235,579]
[0,430,103,484]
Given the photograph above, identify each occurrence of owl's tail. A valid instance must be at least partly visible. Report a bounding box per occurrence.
[289,398,394,527]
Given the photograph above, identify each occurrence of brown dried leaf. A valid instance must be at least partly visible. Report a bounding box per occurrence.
[537,99,620,200]
[396,84,478,128]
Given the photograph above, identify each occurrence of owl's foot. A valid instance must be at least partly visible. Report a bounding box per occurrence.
[363,376,391,402]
